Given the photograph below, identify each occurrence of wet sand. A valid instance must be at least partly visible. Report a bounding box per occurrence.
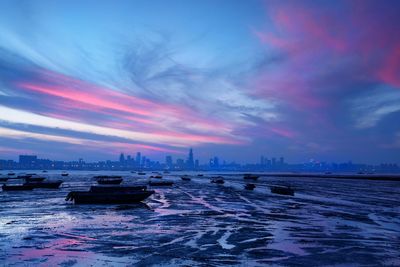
[1,171,399,266]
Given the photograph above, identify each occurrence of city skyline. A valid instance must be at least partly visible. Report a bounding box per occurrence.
[1,1,400,164]
[1,148,398,173]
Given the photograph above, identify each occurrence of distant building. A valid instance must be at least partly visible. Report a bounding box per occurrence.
[186,148,194,170]
[165,155,173,169]
[19,155,37,168]
[136,152,141,166]
[119,153,125,164]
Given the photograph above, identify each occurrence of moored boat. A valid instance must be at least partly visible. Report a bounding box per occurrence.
[211,176,224,184]
[61,172,69,177]
[2,184,34,191]
[245,183,256,190]
[90,185,147,193]
[97,177,123,185]
[181,175,191,181]
[8,172,15,176]
[138,172,146,175]
[270,185,294,196]
[243,174,259,180]
[24,180,63,189]
[150,175,162,179]
[25,176,46,182]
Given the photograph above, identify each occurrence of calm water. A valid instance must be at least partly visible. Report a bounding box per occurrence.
[0,171,399,266]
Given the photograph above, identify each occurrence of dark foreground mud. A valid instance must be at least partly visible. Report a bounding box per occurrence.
[1,171,399,266]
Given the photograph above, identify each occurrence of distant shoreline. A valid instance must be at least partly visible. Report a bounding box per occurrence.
[259,173,400,181]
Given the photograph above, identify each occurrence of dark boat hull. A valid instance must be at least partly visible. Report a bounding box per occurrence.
[181,177,191,181]
[90,185,147,193]
[66,191,154,204]
[2,185,34,191]
[97,178,123,185]
[24,181,63,189]
[0,178,8,182]
[270,186,294,196]
[243,174,259,180]
[25,177,46,182]
[245,184,256,190]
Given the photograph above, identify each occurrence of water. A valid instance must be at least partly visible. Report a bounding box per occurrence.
[0,171,399,266]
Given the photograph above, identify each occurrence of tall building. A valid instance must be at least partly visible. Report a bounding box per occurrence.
[165,156,173,169]
[119,153,125,163]
[186,148,194,170]
[19,155,37,168]
[135,152,141,166]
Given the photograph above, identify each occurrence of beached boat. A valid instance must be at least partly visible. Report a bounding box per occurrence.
[2,184,34,191]
[89,185,147,193]
[149,181,173,186]
[93,175,122,179]
[243,174,259,180]
[17,174,33,179]
[181,175,191,181]
[270,185,294,196]
[24,180,63,189]
[97,177,123,185]
[211,177,224,184]
[245,183,256,190]
[65,190,154,204]
[25,176,46,182]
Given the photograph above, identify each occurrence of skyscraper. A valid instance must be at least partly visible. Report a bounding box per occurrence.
[166,155,173,169]
[136,152,141,166]
[187,148,194,170]
[119,153,125,164]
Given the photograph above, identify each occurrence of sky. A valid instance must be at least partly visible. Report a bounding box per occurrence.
[0,0,399,164]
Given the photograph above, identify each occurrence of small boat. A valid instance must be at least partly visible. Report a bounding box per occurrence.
[197,174,204,177]
[93,175,122,179]
[243,174,259,180]
[65,190,154,204]
[97,177,123,185]
[2,184,34,191]
[42,170,48,173]
[138,172,146,175]
[150,175,162,179]
[8,172,15,176]
[245,183,256,190]
[17,174,34,179]
[61,172,69,177]
[0,177,9,182]
[25,176,46,182]
[90,185,147,193]
[24,180,63,189]
[270,185,294,196]
[181,175,191,181]
[211,176,224,184]
[149,181,173,186]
